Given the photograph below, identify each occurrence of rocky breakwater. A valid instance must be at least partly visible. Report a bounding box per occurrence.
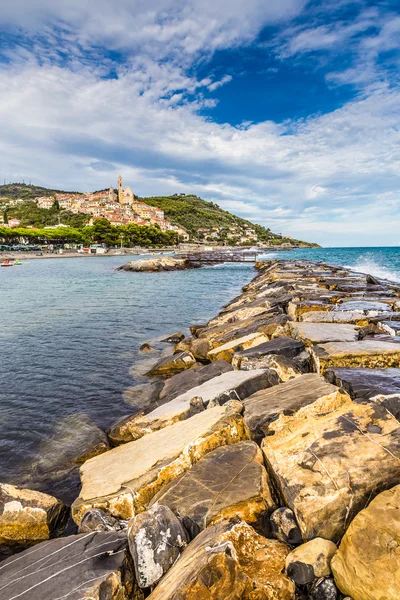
[2,258,400,599]
[117,256,190,272]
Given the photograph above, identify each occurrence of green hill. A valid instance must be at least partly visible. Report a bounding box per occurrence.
[141,194,317,246]
[0,184,318,246]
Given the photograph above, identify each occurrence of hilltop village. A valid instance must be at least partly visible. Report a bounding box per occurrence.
[3,176,189,240]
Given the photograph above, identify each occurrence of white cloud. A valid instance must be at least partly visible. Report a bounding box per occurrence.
[0,0,399,247]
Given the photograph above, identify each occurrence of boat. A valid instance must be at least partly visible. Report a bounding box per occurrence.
[1,260,14,267]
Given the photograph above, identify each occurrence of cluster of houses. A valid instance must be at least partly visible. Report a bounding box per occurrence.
[197,225,259,245]
[0,177,189,240]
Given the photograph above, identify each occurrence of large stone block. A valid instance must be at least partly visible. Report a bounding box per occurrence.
[262,391,400,542]
[72,405,248,524]
[207,332,269,362]
[0,531,142,600]
[150,441,276,536]
[109,369,277,444]
[147,520,295,600]
[243,374,338,443]
[146,351,196,376]
[0,484,68,557]
[289,322,359,345]
[159,360,232,404]
[331,484,400,600]
[312,340,400,372]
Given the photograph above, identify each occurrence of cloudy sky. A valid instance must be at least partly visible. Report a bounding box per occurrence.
[0,0,399,246]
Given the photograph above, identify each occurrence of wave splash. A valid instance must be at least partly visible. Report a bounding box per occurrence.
[345,257,400,283]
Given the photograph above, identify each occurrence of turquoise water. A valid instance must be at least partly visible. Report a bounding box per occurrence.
[0,247,399,503]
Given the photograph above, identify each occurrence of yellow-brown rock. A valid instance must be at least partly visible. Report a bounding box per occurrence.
[285,537,337,585]
[312,339,400,373]
[207,332,269,362]
[0,484,67,551]
[71,405,248,524]
[148,520,295,600]
[331,484,400,600]
[262,392,400,542]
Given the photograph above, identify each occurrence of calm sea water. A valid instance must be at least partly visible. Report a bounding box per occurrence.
[0,247,399,503]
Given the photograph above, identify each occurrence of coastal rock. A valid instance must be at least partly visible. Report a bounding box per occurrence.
[233,337,306,367]
[331,484,400,600]
[312,339,400,373]
[0,531,142,600]
[0,484,68,555]
[159,359,232,404]
[150,441,276,537]
[288,301,333,320]
[118,256,188,272]
[309,578,338,600]
[270,507,302,546]
[210,314,290,348]
[207,332,269,362]
[71,405,248,524]
[289,322,359,345]
[300,311,369,324]
[334,299,390,312]
[108,369,277,443]
[285,538,337,585]
[147,520,295,600]
[175,337,211,361]
[140,342,156,352]
[123,381,164,410]
[128,504,189,588]
[78,508,126,533]
[243,374,338,443]
[162,332,185,343]
[233,352,302,381]
[262,391,400,541]
[325,367,400,419]
[146,351,196,376]
[207,304,274,328]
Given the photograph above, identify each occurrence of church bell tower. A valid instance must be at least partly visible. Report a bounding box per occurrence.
[118,175,125,204]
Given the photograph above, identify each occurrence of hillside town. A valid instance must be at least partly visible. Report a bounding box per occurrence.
[0,176,190,240]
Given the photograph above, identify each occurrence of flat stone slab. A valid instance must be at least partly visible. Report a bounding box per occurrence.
[301,310,369,324]
[72,405,248,524]
[380,320,400,336]
[334,300,390,312]
[233,337,305,369]
[262,391,400,542]
[158,359,232,404]
[289,322,359,344]
[313,340,400,372]
[150,441,276,536]
[148,520,295,600]
[110,369,278,443]
[146,351,196,376]
[0,532,139,600]
[325,367,400,419]
[207,332,269,362]
[243,373,338,443]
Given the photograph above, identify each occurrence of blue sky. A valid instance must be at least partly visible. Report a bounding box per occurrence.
[0,0,399,246]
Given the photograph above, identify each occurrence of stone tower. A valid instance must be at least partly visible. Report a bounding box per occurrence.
[118,175,125,204]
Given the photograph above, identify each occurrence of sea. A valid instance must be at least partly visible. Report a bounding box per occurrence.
[1,246,400,504]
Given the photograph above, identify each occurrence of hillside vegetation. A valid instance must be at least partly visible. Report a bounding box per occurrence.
[0,183,80,200]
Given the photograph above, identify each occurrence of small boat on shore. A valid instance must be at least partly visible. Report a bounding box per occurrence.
[1,259,14,267]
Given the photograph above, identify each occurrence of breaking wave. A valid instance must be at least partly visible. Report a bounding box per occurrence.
[345,257,400,283]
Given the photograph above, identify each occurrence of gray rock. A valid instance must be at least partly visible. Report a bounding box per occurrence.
[128,504,188,588]
[285,538,337,585]
[140,342,156,352]
[270,507,302,545]
[146,351,196,376]
[189,396,206,415]
[234,336,305,363]
[159,359,232,404]
[78,508,126,533]
[309,578,338,600]
[325,367,400,419]
[0,531,141,600]
[162,332,185,343]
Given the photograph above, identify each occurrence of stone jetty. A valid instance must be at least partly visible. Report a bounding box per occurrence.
[2,258,400,599]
